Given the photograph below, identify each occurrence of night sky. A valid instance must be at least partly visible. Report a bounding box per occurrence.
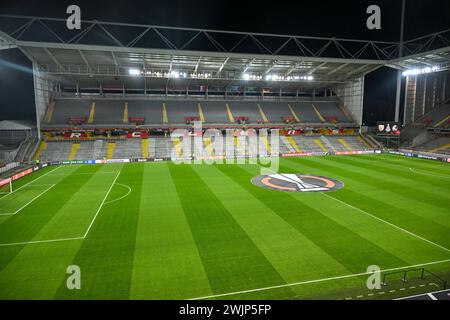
[0,0,449,124]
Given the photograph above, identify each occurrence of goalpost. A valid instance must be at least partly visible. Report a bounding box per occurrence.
[0,178,13,194]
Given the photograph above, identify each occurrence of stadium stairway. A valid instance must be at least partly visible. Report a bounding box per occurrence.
[123,102,129,123]
[311,103,326,122]
[198,103,206,122]
[286,136,301,152]
[68,143,80,160]
[173,138,182,158]
[32,141,47,161]
[226,103,235,123]
[141,139,149,158]
[260,136,271,155]
[287,104,300,122]
[430,143,450,154]
[319,136,334,152]
[106,142,116,159]
[358,135,373,149]
[88,102,96,124]
[162,102,169,124]
[434,115,449,128]
[257,104,269,123]
[203,137,214,156]
[337,138,353,152]
[44,100,56,123]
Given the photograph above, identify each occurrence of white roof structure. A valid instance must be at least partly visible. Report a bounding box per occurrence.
[0,15,448,93]
[0,120,36,130]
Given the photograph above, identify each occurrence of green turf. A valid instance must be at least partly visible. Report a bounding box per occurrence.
[0,154,449,300]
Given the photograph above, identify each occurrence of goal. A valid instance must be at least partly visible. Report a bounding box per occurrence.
[0,178,12,194]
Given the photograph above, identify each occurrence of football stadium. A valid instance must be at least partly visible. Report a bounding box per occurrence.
[0,1,449,304]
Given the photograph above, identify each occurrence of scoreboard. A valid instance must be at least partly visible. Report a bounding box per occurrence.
[377,122,401,135]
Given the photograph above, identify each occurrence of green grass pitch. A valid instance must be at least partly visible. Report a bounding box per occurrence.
[0,154,449,300]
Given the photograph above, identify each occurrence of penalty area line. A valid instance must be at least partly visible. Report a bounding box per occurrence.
[189,258,450,300]
[82,170,121,238]
[0,184,56,216]
[0,237,84,247]
[321,193,450,253]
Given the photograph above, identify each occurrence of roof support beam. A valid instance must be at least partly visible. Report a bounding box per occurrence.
[218,57,229,73]
[242,58,255,73]
[43,47,65,71]
[307,62,327,75]
[193,56,202,73]
[327,63,349,75]
[78,49,92,72]
[263,60,279,75]
[284,61,303,76]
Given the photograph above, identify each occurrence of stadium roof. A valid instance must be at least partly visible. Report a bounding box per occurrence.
[0,120,36,130]
[0,15,449,92]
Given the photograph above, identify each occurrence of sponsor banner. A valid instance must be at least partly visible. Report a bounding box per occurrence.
[64,132,88,139]
[128,117,145,123]
[280,130,302,136]
[196,155,225,161]
[95,160,107,164]
[0,178,11,187]
[334,150,375,155]
[106,159,130,163]
[127,131,149,138]
[388,150,449,162]
[281,152,328,157]
[12,168,33,181]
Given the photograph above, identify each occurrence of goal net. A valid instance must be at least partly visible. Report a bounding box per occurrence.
[0,178,12,194]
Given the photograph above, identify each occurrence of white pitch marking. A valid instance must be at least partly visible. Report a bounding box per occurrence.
[82,170,121,238]
[409,167,450,179]
[0,184,56,216]
[395,288,450,300]
[189,259,450,300]
[427,293,438,300]
[0,168,122,247]
[0,166,61,199]
[321,192,450,253]
[104,183,131,205]
[0,236,84,247]
[49,172,119,176]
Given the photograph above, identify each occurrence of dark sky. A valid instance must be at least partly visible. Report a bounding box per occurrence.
[0,0,449,122]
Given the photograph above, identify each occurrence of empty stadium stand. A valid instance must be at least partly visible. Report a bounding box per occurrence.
[32,133,375,162]
[413,134,450,155]
[411,104,450,128]
[47,98,355,126]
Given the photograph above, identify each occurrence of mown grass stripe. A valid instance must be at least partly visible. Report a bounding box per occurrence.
[331,155,449,194]
[53,163,143,299]
[217,164,408,274]
[168,163,294,297]
[0,165,101,273]
[284,157,450,248]
[193,164,361,299]
[130,163,212,299]
[293,155,449,214]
